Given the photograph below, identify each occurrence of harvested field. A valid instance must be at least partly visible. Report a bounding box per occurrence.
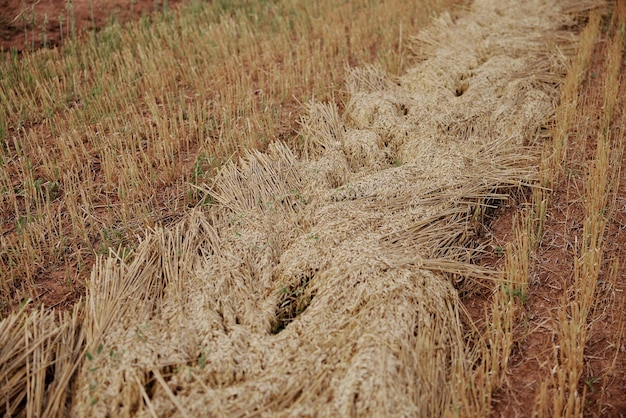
[0,0,186,53]
[1,0,625,416]
[1,0,458,314]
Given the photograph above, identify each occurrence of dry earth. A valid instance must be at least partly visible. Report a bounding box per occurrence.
[474,17,626,416]
[0,0,186,52]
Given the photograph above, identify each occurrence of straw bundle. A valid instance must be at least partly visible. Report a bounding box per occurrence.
[1,0,595,416]
[0,306,83,417]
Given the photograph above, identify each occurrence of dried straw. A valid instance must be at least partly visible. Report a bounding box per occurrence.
[1,0,596,416]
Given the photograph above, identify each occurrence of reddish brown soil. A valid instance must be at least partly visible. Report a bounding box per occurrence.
[0,0,186,53]
[469,11,626,417]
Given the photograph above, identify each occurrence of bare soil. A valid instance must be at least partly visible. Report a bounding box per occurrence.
[471,16,626,416]
[0,0,186,53]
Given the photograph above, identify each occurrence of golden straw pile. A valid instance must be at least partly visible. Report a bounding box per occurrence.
[1,0,597,416]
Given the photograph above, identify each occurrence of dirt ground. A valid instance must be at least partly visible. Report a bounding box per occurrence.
[0,0,186,52]
[471,17,626,415]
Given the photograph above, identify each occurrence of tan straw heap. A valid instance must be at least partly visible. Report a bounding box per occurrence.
[1,0,598,416]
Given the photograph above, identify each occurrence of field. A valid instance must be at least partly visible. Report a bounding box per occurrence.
[1,0,625,416]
